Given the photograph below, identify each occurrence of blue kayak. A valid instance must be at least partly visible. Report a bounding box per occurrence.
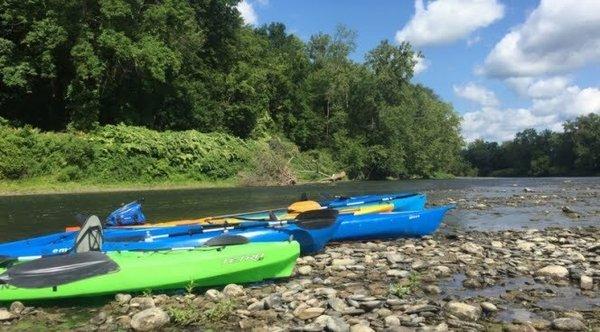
[333,205,453,241]
[322,192,425,210]
[0,213,340,260]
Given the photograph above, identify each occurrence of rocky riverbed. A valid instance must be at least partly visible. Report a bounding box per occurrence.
[1,226,598,331]
[0,180,598,331]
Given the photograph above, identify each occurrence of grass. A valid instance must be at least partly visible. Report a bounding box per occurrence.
[0,176,239,196]
[166,299,237,327]
[389,272,421,298]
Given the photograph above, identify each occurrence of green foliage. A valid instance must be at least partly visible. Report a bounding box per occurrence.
[464,114,600,176]
[390,272,421,298]
[1,1,465,180]
[166,298,237,326]
[0,124,253,182]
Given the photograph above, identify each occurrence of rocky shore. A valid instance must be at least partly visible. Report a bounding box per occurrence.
[1,225,598,331]
[1,180,599,331]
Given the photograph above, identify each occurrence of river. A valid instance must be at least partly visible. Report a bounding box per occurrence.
[1,177,598,242]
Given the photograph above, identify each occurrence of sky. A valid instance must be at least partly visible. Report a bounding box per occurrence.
[236,0,600,142]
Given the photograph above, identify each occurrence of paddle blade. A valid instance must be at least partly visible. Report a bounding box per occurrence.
[0,255,12,267]
[294,209,338,229]
[205,234,249,247]
[1,252,119,288]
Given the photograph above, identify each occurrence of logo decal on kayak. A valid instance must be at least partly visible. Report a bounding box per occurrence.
[223,253,265,264]
[52,248,70,254]
[409,214,420,220]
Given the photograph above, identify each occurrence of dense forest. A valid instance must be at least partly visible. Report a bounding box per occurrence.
[463,114,600,177]
[0,0,464,183]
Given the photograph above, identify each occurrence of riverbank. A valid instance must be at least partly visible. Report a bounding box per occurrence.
[0,178,241,197]
[1,226,598,331]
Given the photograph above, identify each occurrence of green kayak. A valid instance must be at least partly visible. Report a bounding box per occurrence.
[0,241,300,301]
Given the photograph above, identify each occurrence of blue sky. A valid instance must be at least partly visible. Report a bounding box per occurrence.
[237,0,600,141]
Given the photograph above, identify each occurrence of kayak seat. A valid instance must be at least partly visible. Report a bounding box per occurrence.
[294,209,339,229]
[74,215,103,253]
[205,234,249,247]
[287,200,322,213]
[0,251,119,288]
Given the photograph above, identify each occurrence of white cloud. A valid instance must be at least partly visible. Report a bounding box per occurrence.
[236,0,258,25]
[413,54,428,75]
[467,35,481,47]
[483,0,600,78]
[395,0,504,47]
[453,83,499,107]
[458,78,600,141]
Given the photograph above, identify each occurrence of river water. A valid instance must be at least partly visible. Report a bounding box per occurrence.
[0,177,598,242]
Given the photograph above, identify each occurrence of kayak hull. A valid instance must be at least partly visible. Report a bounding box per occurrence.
[0,241,299,301]
[333,206,452,241]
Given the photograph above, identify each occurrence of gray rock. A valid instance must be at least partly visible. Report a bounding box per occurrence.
[0,309,16,321]
[90,311,108,325]
[130,308,169,331]
[298,265,313,275]
[223,284,245,297]
[129,297,155,310]
[580,275,593,290]
[332,258,356,267]
[326,315,350,332]
[445,301,481,321]
[328,297,349,313]
[350,324,374,332]
[265,294,283,309]
[461,242,483,255]
[552,317,586,331]
[423,285,441,294]
[386,252,403,264]
[387,269,410,278]
[115,293,132,304]
[9,301,25,315]
[247,300,266,311]
[205,288,223,300]
[384,315,400,327]
[535,265,569,279]
[480,302,498,312]
[293,305,325,320]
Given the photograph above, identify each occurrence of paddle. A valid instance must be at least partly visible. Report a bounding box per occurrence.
[0,215,120,288]
[137,209,339,242]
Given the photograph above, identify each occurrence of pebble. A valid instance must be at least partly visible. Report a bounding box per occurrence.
[326,315,351,332]
[552,317,587,331]
[293,305,325,320]
[221,284,243,297]
[460,242,483,255]
[332,258,356,267]
[350,324,374,332]
[535,265,569,279]
[580,275,593,290]
[115,293,132,304]
[387,269,410,278]
[205,289,223,300]
[129,297,155,310]
[0,309,16,321]
[9,301,25,315]
[298,265,313,275]
[130,308,169,331]
[480,302,498,312]
[445,301,481,321]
